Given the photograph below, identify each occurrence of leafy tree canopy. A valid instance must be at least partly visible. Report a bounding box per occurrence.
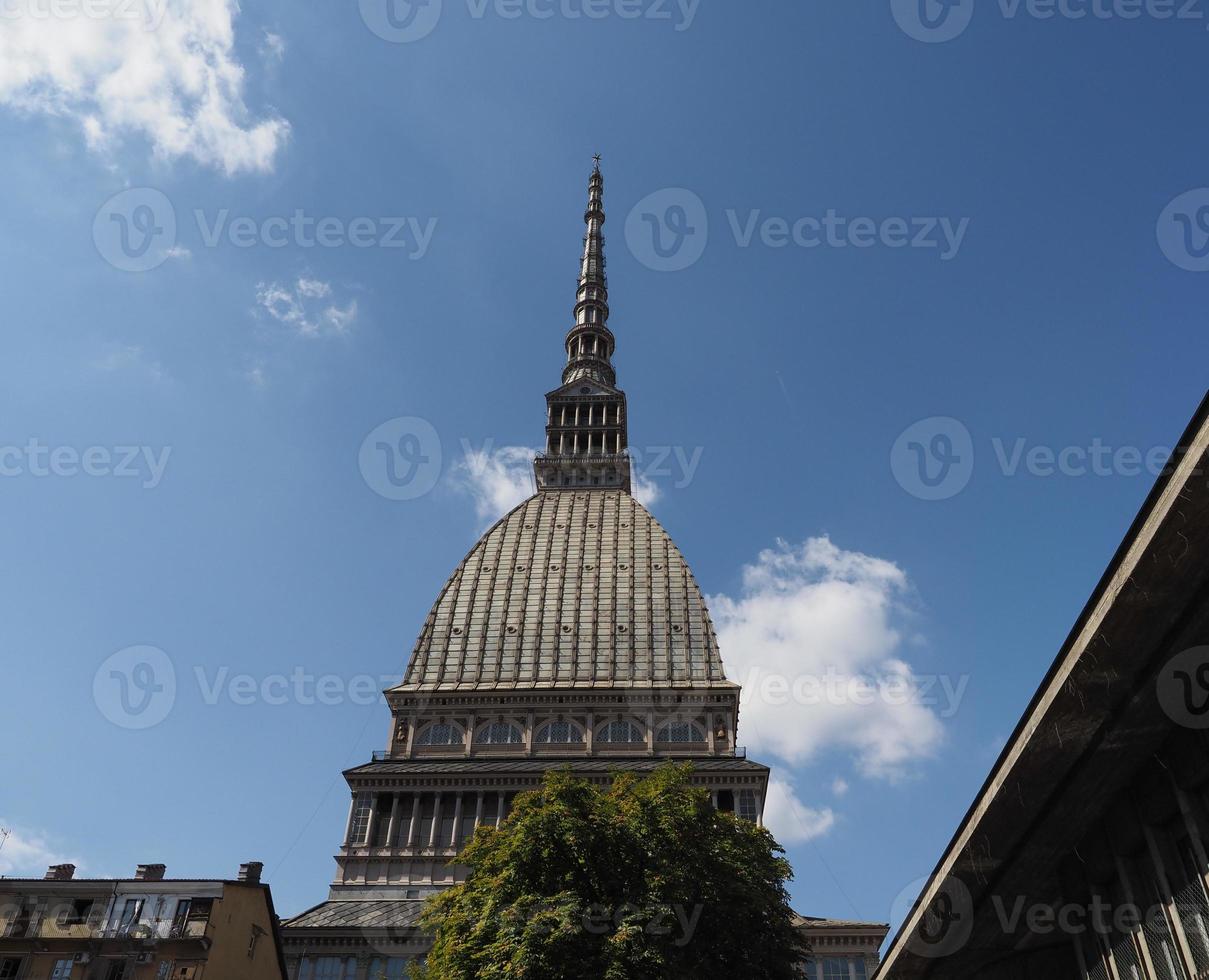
[412,764,808,979]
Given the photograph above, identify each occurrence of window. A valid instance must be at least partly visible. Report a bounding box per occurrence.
[475,722,523,745]
[656,721,705,743]
[156,962,173,980]
[184,898,213,937]
[56,898,93,926]
[116,898,144,935]
[597,720,643,743]
[535,721,584,744]
[348,792,373,844]
[416,722,462,746]
[104,962,129,980]
[0,961,19,980]
[369,959,410,980]
[821,958,867,980]
[51,961,74,980]
[738,789,759,822]
[306,958,354,980]
[169,899,192,938]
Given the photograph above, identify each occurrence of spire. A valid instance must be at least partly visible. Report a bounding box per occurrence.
[565,156,614,387]
[534,159,632,493]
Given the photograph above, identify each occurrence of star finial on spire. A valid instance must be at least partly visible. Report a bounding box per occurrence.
[593,153,602,172]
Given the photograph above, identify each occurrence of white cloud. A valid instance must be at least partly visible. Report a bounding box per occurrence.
[0,822,80,877]
[164,244,191,260]
[831,777,849,797]
[454,445,539,526]
[712,536,946,783]
[0,0,289,174]
[452,445,663,525]
[762,778,835,845]
[255,278,357,337]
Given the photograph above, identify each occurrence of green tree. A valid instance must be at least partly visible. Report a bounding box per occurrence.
[412,764,808,979]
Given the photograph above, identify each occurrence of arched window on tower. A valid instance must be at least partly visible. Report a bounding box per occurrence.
[475,722,523,745]
[655,721,706,744]
[596,720,644,744]
[415,722,463,746]
[535,720,585,744]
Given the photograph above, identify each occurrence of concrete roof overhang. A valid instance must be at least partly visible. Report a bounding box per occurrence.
[876,393,1209,979]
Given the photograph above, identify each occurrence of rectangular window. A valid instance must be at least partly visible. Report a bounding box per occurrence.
[0,961,20,980]
[348,792,373,845]
[156,961,173,980]
[50,960,74,980]
[184,898,213,937]
[170,899,191,938]
[104,962,129,980]
[57,899,93,927]
[116,898,144,935]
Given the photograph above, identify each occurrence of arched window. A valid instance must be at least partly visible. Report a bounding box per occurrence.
[476,722,523,745]
[535,721,585,744]
[416,722,462,746]
[597,720,643,744]
[656,721,706,744]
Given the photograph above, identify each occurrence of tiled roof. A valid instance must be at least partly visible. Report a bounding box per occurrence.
[346,757,769,776]
[395,491,732,692]
[283,900,425,931]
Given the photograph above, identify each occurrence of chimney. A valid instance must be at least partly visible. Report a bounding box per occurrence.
[134,864,166,882]
[238,862,263,884]
[44,864,76,881]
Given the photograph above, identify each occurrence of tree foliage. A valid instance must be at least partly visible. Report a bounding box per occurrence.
[412,764,808,979]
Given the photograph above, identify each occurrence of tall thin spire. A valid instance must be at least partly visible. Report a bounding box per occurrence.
[534,160,632,493]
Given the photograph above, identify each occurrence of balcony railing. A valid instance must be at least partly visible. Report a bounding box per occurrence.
[2,917,208,942]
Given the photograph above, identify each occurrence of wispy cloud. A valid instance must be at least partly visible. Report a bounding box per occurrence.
[0,822,81,878]
[0,0,289,174]
[254,278,358,337]
[92,344,166,383]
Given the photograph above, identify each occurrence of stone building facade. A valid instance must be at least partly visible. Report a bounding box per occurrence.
[0,861,287,980]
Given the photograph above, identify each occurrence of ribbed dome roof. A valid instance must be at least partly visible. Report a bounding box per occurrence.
[397,490,732,692]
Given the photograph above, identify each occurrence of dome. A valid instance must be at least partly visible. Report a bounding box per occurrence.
[397,490,732,691]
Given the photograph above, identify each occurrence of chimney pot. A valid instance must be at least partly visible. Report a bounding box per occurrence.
[134,864,166,881]
[45,864,76,881]
[238,862,263,884]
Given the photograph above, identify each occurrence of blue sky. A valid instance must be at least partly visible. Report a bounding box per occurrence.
[2,0,1209,940]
